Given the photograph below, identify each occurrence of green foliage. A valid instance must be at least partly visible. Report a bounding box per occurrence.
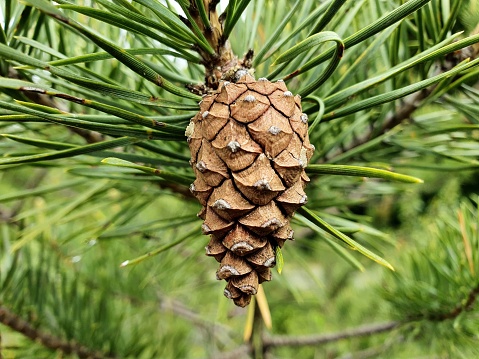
[383,196,479,357]
[1,0,479,357]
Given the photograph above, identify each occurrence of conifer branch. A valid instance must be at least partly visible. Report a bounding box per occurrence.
[323,45,478,163]
[1,169,47,222]
[211,344,250,359]
[336,335,405,359]
[263,321,400,348]
[209,289,479,359]
[323,88,431,162]
[215,281,479,357]
[158,295,230,333]
[7,67,104,144]
[212,321,400,358]
[0,305,116,359]
[409,282,479,322]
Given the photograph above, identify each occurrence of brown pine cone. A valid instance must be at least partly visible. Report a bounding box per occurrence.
[186,70,314,307]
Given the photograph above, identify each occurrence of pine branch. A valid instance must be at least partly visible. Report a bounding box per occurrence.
[410,282,479,322]
[186,0,237,89]
[211,344,250,359]
[158,295,231,334]
[212,321,400,358]
[336,335,405,359]
[1,169,47,222]
[7,67,104,144]
[323,45,477,163]
[0,305,116,359]
[263,321,400,348]
[323,88,431,162]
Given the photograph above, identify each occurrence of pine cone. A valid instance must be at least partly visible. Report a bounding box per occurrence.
[186,70,314,307]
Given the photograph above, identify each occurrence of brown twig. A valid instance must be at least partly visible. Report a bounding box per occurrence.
[158,295,231,334]
[5,67,195,199]
[0,169,48,225]
[263,321,400,348]
[323,45,477,163]
[411,282,479,322]
[8,67,104,144]
[211,321,400,358]
[335,335,405,359]
[186,0,255,90]
[210,344,251,359]
[323,88,431,162]
[0,305,115,359]
[207,280,479,358]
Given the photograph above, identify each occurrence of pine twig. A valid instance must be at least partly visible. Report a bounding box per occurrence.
[263,321,400,348]
[8,67,104,144]
[212,321,400,358]
[324,45,477,163]
[323,88,431,162]
[7,170,48,221]
[0,305,116,359]
[216,282,479,356]
[158,295,231,334]
[410,282,479,322]
[211,344,251,359]
[336,335,405,359]
[0,170,48,225]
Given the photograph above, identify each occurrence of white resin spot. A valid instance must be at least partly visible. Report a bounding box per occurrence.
[240,285,257,295]
[223,81,231,86]
[224,288,233,299]
[299,147,308,168]
[283,91,293,97]
[244,95,256,103]
[189,183,196,193]
[185,121,194,137]
[196,161,207,172]
[202,111,209,119]
[258,77,268,81]
[227,140,241,153]
[213,199,231,210]
[253,179,272,191]
[300,195,308,204]
[231,242,254,253]
[276,79,284,83]
[217,265,240,278]
[300,113,308,123]
[268,126,281,135]
[263,257,276,268]
[235,69,248,80]
[261,218,281,228]
[202,223,211,233]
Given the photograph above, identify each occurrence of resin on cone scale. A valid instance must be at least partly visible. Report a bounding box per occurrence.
[186,70,314,307]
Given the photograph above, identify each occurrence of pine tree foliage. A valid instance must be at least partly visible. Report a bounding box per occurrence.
[383,196,479,358]
[0,0,478,357]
